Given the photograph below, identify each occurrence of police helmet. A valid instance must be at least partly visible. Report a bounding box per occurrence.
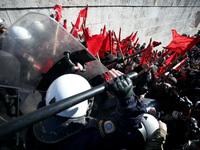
[8,26,31,40]
[138,113,159,142]
[0,18,4,26]
[45,74,92,118]
[31,21,44,31]
[33,74,93,143]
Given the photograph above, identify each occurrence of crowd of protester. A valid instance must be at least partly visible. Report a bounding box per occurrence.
[87,31,200,101]
[82,30,200,149]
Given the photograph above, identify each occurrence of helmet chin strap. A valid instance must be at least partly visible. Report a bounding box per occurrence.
[86,97,94,116]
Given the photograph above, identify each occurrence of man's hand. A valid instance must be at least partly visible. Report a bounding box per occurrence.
[107,69,133,100]
[71,63,84,72]
[158,120,167,132]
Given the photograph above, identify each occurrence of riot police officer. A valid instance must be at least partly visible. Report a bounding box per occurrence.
[25,69,147,150]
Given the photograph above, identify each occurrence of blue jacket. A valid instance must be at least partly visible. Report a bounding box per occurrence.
[25,95,147,150]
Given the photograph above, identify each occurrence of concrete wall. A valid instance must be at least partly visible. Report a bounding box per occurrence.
[0,0,200,51]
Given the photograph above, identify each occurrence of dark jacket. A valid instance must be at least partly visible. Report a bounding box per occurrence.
[25,95,147,150]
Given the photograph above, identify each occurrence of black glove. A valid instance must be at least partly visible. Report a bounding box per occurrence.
[109,75,133,100]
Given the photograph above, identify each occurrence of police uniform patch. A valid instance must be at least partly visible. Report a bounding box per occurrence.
[104,121,115,134]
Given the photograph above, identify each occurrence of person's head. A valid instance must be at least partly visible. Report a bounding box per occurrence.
[138,113,159,142]
[117,51,122,58]
[104,51,110,57]
[180,68,190,76]
[142,43,146,47]
[133,56,141,64]
[135,43,140,49]
[157,56,165,64]
[157,51,162,56]
[33,74,93,143]
[182,33,188,36]
[166,75,177,86]
[124,62,137,74]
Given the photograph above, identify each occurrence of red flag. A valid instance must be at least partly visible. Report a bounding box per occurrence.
[78,18,86,32]
[128,38,139,55]
[139,38,154,65]
[163,30,200,55]
[113,32,121,52]
[133,38,139,48]
[111,33,117,56]
[83,28,103,56]
[121,33,133,44]
[100,33,110,53]
[154,66,167,77]
[72,6,88,33]
[121,41,131,55]
[54,4,62,22]
[98,26,107,57]
[74,15,81,29]
[79,6,88,18]
[127,48,132,55]
[102,25,107,39]
[63,20,67,30]
[165,52,178,66]
[54,4,62,12]
[161,49,171,57]
[86,34,103,56]
[125,32,138,55]
[70,25,79,37]
[130,31,138,43]
[83,27,92,41]
[154,72,163,77]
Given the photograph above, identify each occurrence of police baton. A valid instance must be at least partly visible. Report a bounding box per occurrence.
[0,72,138,140]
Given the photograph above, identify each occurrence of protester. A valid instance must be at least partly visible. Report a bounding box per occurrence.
[123,61,138,74]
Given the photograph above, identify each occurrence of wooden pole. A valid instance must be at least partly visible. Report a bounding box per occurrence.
[84,5,88,27]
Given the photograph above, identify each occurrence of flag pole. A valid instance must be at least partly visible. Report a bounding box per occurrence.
[84,5,88,27]
[71,22,75,35]
[113,31,125,65]
[96,53,108,82]
[119,27,121,42]
[109,30,112,55]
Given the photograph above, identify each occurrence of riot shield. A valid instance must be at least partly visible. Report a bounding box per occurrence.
[0,12,108,92]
